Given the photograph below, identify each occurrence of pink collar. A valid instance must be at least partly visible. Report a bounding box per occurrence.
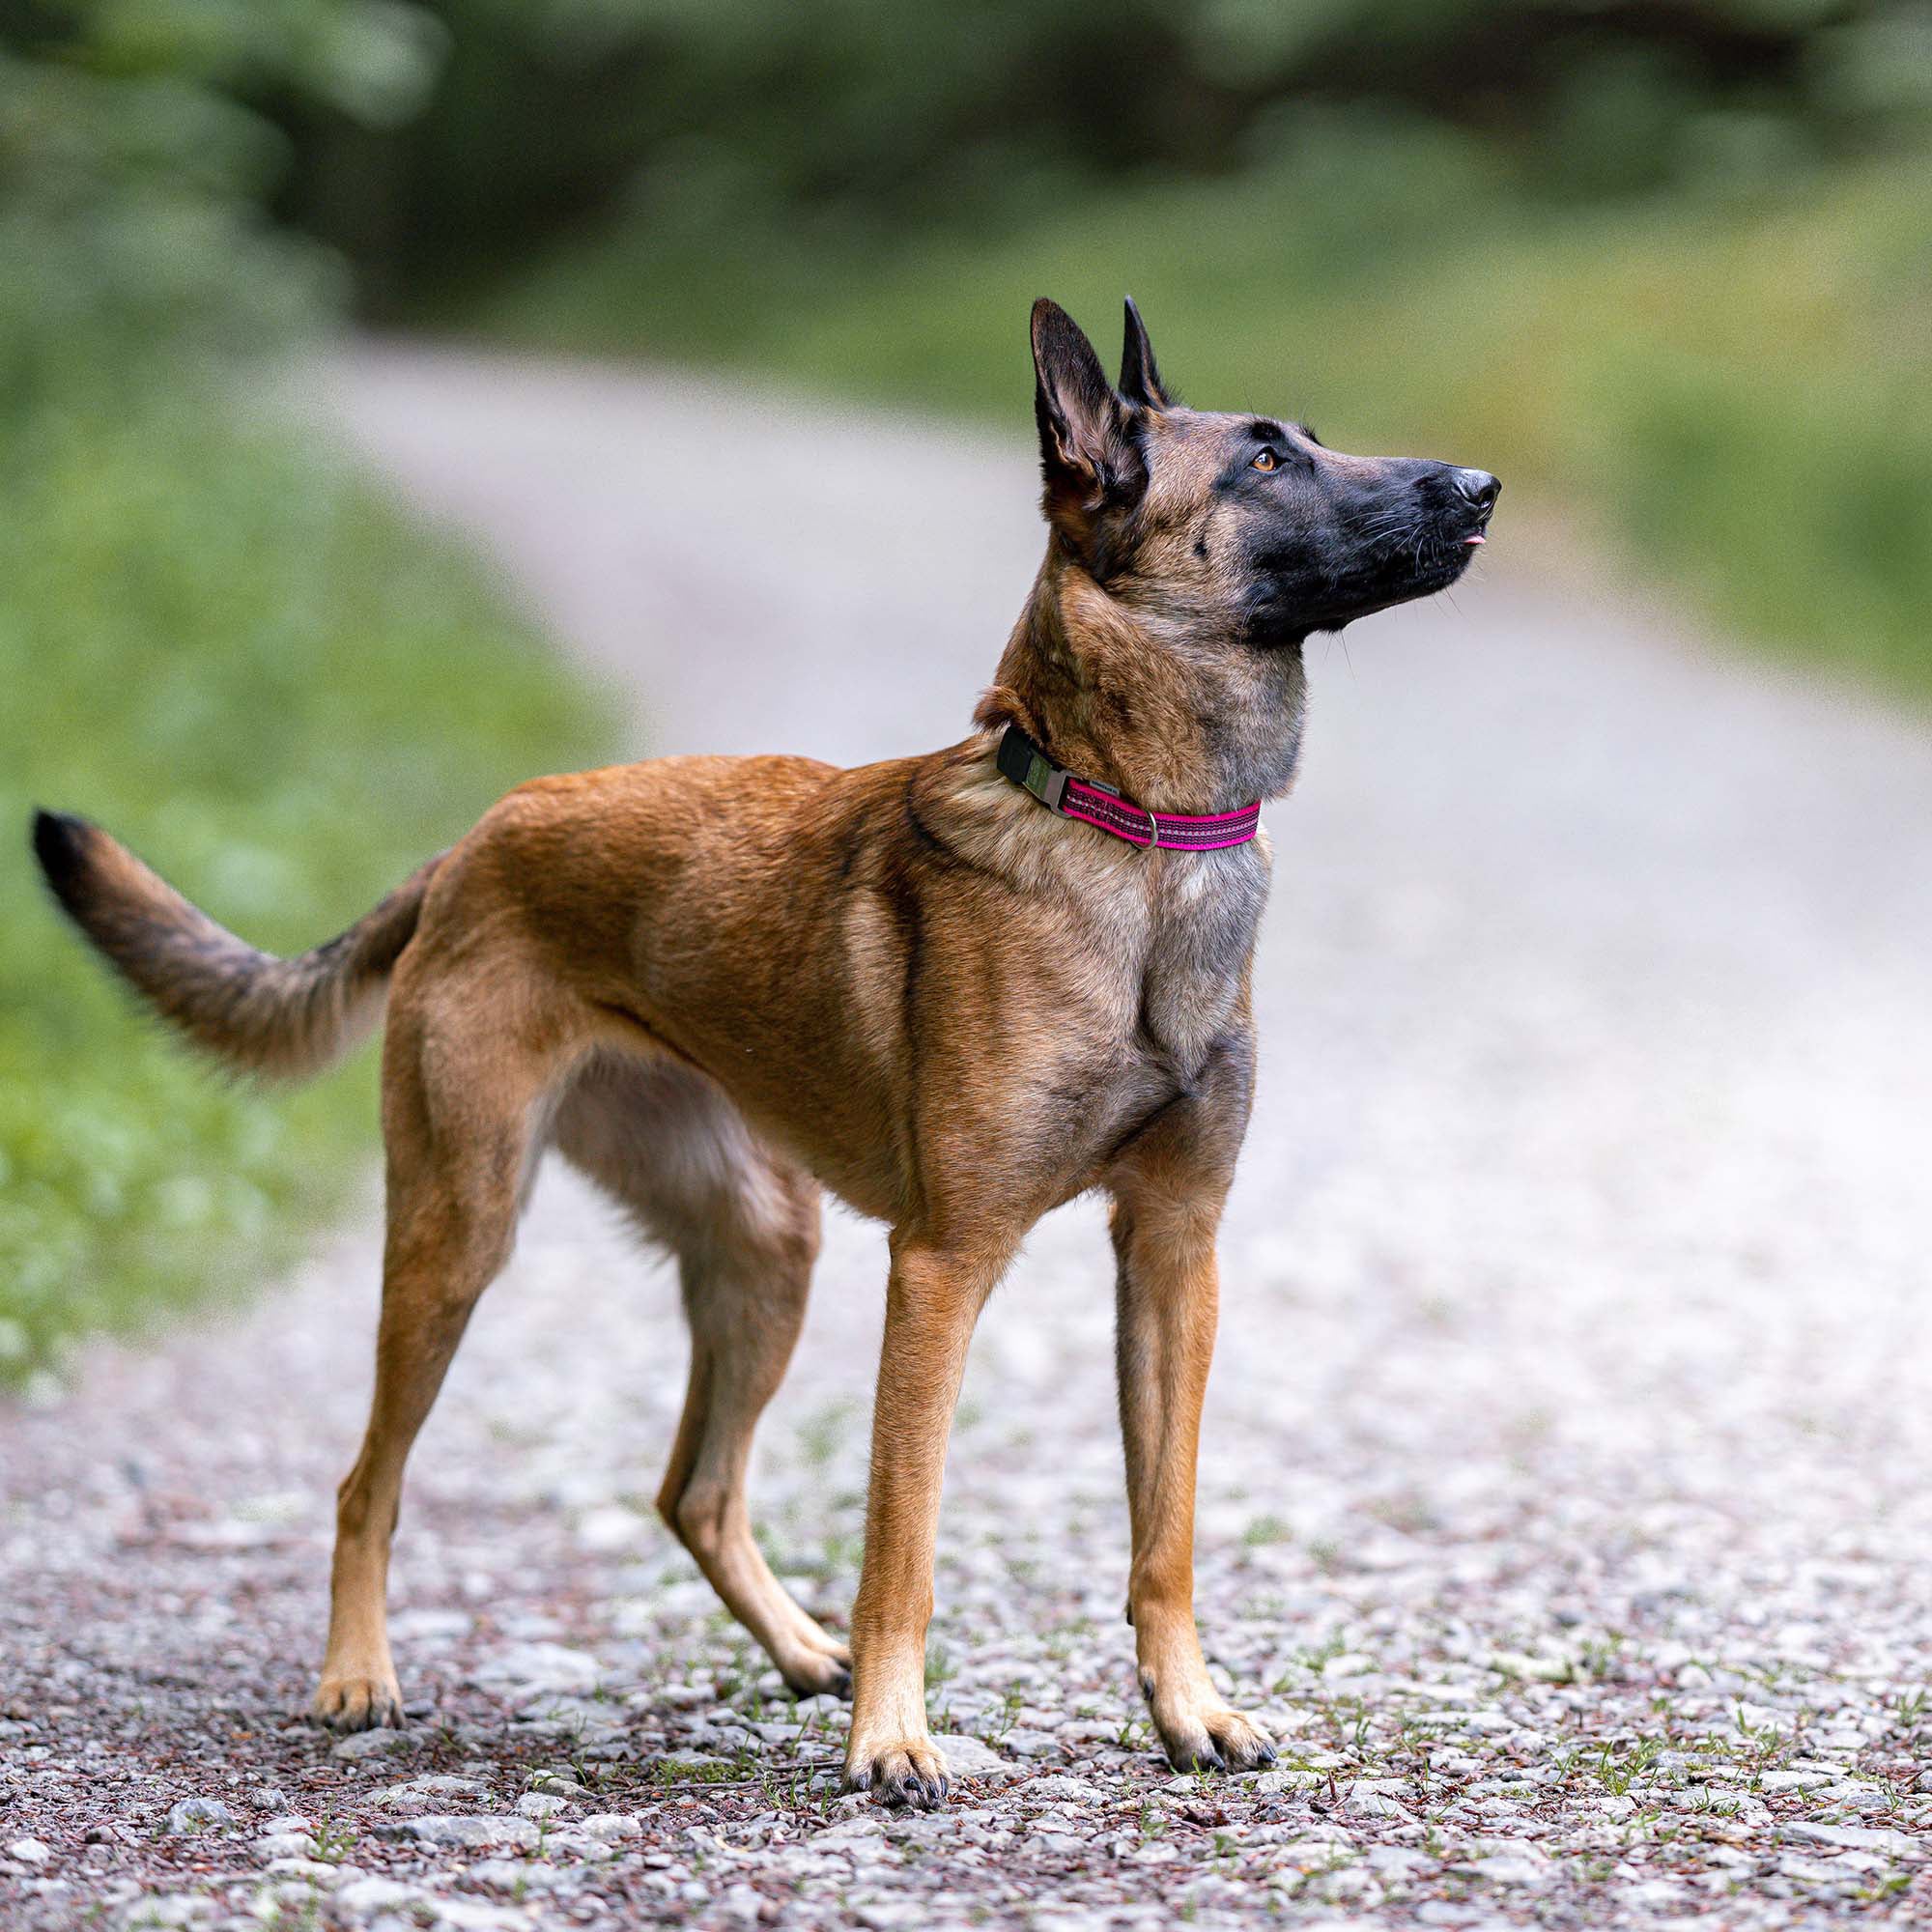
[995,725,1261,852]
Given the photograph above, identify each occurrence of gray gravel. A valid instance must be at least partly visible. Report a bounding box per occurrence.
[5,345,1931,1929]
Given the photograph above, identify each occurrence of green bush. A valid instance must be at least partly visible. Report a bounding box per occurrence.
[0,0,442,400]
[0,396,608,1391]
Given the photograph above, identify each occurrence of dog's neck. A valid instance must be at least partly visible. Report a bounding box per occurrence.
[975,541,1307,813]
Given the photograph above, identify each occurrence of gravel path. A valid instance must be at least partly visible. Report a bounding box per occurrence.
[6,344,1932,1930]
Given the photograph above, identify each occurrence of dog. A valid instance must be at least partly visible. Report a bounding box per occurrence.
[33,298,1497,1807]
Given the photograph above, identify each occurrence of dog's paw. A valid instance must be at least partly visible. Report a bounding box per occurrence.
[1151,1699,1276,1776]
[311,1672,407,1733]
[844,1734,951,1808]
[781,1644,853,1701]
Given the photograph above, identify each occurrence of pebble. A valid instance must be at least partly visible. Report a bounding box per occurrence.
[332,1730,420,1762]
[162,1798,235,1836]
[930,1734,1023,1781]
[335,1876,423,1915]
[387,1815,540,1851]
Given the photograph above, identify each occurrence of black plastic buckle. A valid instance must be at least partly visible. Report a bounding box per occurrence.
[996,724,1068,813]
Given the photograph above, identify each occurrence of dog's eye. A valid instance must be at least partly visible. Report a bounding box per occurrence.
[1251,448,1279,472]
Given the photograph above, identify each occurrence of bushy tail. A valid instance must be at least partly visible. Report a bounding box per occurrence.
[30,810,442,1081]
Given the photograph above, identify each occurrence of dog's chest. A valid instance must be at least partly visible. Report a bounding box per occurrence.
[1120,852,1268,1075]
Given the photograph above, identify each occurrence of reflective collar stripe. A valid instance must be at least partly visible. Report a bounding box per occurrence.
[995,725,1261,853]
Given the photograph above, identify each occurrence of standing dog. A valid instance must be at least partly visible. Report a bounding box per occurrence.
[33,299,1496,1806]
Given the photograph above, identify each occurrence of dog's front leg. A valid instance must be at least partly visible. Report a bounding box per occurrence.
[844,1235,1008,1806]
[1111,1179,1277,1775]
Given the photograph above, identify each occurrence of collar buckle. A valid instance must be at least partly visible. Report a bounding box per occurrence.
[996,724,1068,814]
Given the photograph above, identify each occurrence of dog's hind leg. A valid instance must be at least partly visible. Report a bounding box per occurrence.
[314,985,568,1732]
[659,1217,851,1696]
[554,1059,849,1697]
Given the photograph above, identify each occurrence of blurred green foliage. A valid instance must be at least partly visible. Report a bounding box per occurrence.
[277,0,1932,301]
[0,0,444,397]
[0,401,607,1391]
[0,4,607,1388]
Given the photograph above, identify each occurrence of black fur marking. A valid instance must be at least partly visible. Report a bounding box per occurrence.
[881,862,927,1211]
[901,785,1012,889]
[1119,296,1171,411]
[832,810,869,885]
[1104,1085,1190,1167]
[30,809,94,913]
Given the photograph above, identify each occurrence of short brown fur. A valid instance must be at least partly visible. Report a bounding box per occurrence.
[33,299,1495,1805]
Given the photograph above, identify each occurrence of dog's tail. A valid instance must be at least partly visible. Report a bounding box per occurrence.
[30,810,443,1081]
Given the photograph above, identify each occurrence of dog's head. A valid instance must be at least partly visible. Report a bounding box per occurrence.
[1031,298,1498,644]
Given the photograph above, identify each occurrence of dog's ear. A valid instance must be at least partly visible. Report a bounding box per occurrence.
[1031,298,1144,545]
[1118,295,1171,410]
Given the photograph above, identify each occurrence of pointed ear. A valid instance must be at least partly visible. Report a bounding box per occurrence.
[1119,295,1171,410]
[1030,298,1142,527]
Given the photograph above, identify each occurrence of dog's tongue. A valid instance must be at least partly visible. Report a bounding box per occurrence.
[1463,533,1486,545]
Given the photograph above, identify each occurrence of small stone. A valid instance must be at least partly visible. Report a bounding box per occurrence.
[717,1882,769,1924]
[1021,1775,1095,1804]
[7,1837,50,1864]
[164,1796,236,1835]
[335,1874,423,1915]
[1001,1727,1063,1759]
[429,1901,535,1931]
[1782,1821,1923,1860]
[576,1503,650,1551]
[389,1814,540,1851]
[117,1894,210,1928]
[853,1904,924,1931]
[1321,1652,1377,1678]
[932,1733,1024,1780]
[331,1729,419,1762]
[515,1793,569,1819]
[1464,1852,1553,1887]
[1345,1787,1415,1822]
[579,1813,643,1842]
[374,1775,491,1811]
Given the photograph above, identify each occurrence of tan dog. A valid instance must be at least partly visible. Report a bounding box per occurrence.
[34,299,1496,1805]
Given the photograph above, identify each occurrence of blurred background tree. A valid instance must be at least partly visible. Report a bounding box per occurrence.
[265,0,1931,304]
[0,0,444,397]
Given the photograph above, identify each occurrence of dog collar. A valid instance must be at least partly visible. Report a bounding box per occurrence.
[995,725,1261,852]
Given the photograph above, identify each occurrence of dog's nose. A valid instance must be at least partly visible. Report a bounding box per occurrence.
[1452,469,1501,514]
